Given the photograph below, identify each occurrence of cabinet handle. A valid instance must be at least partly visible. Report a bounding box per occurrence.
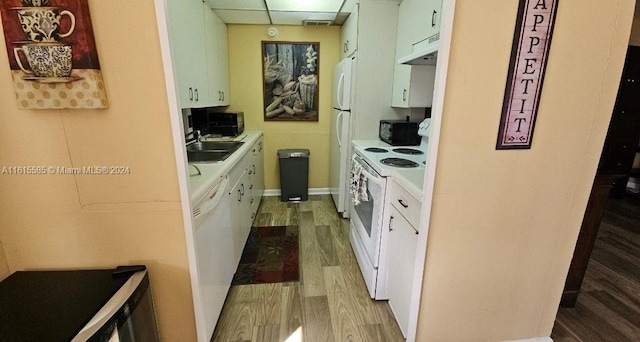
[189,87,193,101]
[241,183,245,196]
[252,165,256,174]
[237,189,242,202]
[194,88,199,102]
[389,216,394,232]
[222,91,225,101]
[250,184,253,190]
[398,199,409,208]
[432,10,437,27]
[402,89,407,102]
[250,198,254,204]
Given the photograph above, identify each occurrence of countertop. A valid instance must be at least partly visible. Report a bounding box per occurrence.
[0,268,134,342]
[188,130,263,206]
[392,168,425,200]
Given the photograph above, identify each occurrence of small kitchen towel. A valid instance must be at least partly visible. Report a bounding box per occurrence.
[350,155,369,205]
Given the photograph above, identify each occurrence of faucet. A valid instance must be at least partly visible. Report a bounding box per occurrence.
[185,130,202,144]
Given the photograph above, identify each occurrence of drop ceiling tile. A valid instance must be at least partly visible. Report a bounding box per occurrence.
[266,0,343,12]
[269,11,335,25]
[207,0,266,10]
[214,9,271,24]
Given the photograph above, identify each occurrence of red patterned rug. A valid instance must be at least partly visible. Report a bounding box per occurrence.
[231,226,299,285]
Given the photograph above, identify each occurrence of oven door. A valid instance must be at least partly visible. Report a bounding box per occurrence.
[350,154,386,268]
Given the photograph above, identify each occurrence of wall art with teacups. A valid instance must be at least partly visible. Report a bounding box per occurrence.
[1,0,108,109]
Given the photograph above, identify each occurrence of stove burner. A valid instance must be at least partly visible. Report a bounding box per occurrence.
[380,158,419,168]
[365,147,388,153]
[393,148,424,155]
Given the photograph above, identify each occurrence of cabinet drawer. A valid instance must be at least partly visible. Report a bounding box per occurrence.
[388,179,422,228]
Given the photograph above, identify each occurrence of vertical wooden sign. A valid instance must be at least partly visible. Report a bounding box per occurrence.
[496,0,559,149]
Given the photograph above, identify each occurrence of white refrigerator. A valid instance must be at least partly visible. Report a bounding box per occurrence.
[330,57,354,218]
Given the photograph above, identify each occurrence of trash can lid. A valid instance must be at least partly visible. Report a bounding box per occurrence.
[277,149,310,158]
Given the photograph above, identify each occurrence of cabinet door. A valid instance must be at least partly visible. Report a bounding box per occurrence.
[205,8,230,106]
[340,5,358,58]
[391,64,436,108]
[397,0,442,54]
[229,169,250,266]
[249,138,264,218]
[421,0,442,45]
[166,0,207,108]
[385,206,418,337]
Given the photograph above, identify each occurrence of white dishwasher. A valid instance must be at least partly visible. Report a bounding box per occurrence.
[192,174,233,341]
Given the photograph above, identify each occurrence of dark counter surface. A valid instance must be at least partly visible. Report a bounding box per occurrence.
[0,269,131,342]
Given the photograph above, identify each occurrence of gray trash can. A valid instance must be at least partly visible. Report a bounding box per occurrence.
[278,149,310,202]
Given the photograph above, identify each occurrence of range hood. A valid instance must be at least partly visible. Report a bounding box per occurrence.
[398,35,439,65]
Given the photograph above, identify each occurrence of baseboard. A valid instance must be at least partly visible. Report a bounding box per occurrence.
[264,188,331,197]
[503,337,552,342]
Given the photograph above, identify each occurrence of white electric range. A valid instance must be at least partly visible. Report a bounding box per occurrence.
[352,140,427,176]
[349,136,428,299]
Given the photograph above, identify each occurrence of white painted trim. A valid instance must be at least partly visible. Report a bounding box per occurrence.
[406,1,457,342]
[502,338,553,342]
[263,188,331,197]
[153,1,207,341]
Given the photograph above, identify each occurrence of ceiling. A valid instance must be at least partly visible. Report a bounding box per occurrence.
[207,0,357,25]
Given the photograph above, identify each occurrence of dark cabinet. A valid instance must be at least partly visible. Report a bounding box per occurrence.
[561,46,640,307]
[598,46,640,196]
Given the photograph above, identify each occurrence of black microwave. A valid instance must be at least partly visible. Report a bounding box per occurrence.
[192,109,244,137]
[379,120,421,146]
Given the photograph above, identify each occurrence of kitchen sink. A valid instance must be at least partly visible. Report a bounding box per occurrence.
[186,141,244,163]
[186,141,244,152]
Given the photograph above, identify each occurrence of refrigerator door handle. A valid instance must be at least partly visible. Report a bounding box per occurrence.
[336,111,344,147]
[336,73,345,109]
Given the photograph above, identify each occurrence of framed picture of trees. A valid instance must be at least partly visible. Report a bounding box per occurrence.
[262,41,319,121]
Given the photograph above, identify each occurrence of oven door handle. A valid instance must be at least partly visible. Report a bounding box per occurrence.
[360,168,383,186]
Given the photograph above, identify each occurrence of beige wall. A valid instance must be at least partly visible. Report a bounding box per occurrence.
[416,0,634,340]
[226,25,341,190]
[0,0,195,340]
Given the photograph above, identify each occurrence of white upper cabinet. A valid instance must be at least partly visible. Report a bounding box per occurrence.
[340,5,358,58]
[391,0,437,108]
[167,0,230,108]
[396,0,442,58]
[167,0,207,108]
[205,7,230,106]
[422,0,443,46]
[391,64,436,108]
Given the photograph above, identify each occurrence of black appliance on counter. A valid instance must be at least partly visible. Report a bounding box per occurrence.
[0,265,159,342]
[379,119,421,146]
[191,108,244,137]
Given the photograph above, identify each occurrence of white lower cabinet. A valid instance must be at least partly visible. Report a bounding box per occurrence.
[385,206,418,337]
[226,135,264,266]
[383,178,422,338]
[249,138,265,218]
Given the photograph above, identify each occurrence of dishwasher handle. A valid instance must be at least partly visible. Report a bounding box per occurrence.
[194,175,229,222]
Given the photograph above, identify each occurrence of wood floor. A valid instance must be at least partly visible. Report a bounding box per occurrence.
[212,195,405,342]
[552,195,640,341]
